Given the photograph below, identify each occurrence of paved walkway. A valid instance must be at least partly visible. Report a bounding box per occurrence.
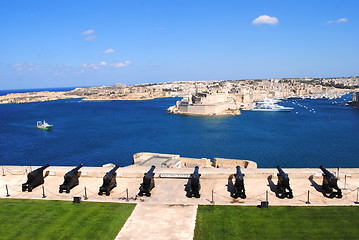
[115,203,198,240]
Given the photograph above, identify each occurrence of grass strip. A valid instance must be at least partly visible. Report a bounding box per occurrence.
[194,205,359,240]
[0,199,135,240]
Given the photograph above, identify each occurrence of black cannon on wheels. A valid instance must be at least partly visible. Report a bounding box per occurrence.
[59,164,83,193]
[99,165,119,196]
[188,166,201,198]
[233,166,246,199]
[319,165,342,198]
[276,166,293,198]
[22,164,50,192]
[139,165,155,197]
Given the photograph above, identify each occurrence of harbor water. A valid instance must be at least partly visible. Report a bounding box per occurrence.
[0,90,358,168]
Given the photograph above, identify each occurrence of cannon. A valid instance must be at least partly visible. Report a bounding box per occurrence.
[319,165,342,198]
[139,165,155,197]
[59,164,83,193]
[188,166,201,198]
[276,166,293,198]
[22,164,50,192]
[99,165,119,196]
[233,166,246,199]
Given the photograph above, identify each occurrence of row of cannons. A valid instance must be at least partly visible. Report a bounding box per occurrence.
[21,164,343,199]
[21,164,154,196]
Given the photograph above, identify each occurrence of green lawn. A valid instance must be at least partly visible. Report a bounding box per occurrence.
[194,205,359,240]
[0,199,135,240]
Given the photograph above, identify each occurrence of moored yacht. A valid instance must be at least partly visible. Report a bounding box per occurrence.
[252,98,294,112]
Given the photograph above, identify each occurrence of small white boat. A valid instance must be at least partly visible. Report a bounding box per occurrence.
[252,98,294,112]
[36,120,53,130]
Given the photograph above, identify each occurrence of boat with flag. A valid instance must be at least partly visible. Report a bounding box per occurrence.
[36,120,53,130]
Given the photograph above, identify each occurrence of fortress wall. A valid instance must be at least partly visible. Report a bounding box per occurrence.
[181,157,212,168]
[213,158,258,169]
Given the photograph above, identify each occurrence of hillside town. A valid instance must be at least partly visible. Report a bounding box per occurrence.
[1,77,358,113]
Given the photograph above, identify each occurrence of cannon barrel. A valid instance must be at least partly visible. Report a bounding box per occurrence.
[22,164,50,192]
[188,166,201,198]
[99,165,119,196]
[139,165,156,197]
[68,164,83,173]
[233,166,246,199]
[277,166,288,178]
[64,164,83,180]
[145,165,156,176]
[319,165,335,178]
[319,165,342,198]
[28,164,50,178]
[107,165,119,175]
[276,166,293,198]
[192,166,200,179]
[33,164,50,173]
[59,164,83,193]
[235,166,244,180]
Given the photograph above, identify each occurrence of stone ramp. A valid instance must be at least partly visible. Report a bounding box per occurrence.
[115,203,197,240]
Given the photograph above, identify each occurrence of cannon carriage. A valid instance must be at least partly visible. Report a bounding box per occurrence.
[233,166,246,199]
[276,166,293,198]
[22,164,50,192]
[98,165,119,196]
[59,164,83,193]
[188,166,201,198]
[320,165,342,198]
[139,165,155,197]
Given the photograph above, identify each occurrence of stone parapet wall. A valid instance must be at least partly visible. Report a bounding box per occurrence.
[181,157,212,168]
[213,158,257,169]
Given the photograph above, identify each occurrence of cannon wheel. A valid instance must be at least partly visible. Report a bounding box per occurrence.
[241,194,247,199]
[145,192,151,197]
[288,192,293,199]
[22,186,26,192]
[98,191,103,196]
[328,192,335,198]
[138,191,143,197]
[28,187,32,192]
[105,191,110,196]
[194,193,200,198]
[59,189,63,193]
[66,189,70,194]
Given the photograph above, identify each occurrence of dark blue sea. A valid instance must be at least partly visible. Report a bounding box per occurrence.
[0,88,358,168]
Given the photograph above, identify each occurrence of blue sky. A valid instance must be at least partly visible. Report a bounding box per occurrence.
[0,0,358,89]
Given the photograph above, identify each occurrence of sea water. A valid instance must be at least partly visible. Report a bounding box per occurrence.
[0,90,358,168]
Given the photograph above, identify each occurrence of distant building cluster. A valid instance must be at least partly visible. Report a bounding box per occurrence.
[1,76,358,105]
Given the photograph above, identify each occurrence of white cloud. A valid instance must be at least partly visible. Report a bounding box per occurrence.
[326,18,348,24]
[100,49,115,54]
[85,35,97,41]
[252,15,278,25]
[82,29,95,35]
[11,63,40,71]
[337,18,348,23]
[110,61,131,68]
[82,61,131,70]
